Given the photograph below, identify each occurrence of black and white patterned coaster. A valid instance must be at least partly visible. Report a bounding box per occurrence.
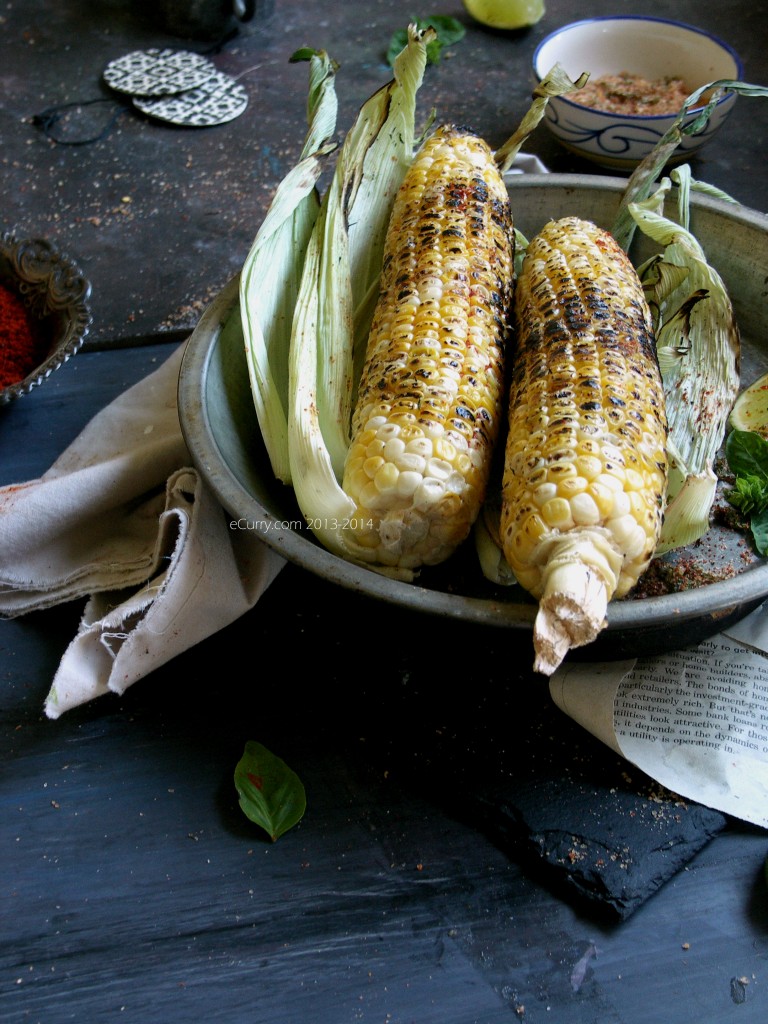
[131,70,248,127]
[103,49,218,97]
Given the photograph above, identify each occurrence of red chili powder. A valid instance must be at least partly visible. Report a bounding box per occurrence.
[0,281,50,389]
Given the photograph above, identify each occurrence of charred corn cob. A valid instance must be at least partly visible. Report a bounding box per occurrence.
[340,124,515,571]
[500,216,668,675]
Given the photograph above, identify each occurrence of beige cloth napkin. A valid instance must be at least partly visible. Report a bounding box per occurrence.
[0,343,285,718]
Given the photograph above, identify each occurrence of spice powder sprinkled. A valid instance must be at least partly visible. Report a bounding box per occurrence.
[0,282,49,389]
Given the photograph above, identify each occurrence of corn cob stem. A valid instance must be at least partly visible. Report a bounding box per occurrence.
[532,535,617,674]
[501,217,668,674]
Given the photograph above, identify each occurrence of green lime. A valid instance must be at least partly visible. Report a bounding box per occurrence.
[730,372,768,437]
[462,0,545,30]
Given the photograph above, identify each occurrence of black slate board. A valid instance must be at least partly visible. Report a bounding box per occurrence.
[465,717,729,920]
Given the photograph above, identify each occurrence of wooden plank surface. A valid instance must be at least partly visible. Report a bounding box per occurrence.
[3,0,768,1019]
[1,0,767,348]
[2,344,767,1022]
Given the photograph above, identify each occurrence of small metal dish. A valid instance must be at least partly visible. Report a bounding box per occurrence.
[0,233,92,406]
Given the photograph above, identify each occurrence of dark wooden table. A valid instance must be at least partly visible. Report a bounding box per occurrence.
[2,3,768,1022]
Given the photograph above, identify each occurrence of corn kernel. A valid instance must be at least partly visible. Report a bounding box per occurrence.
[383,437,406,460]
[575,454,603,480]
[533,482,558,507]
[374,462,400,493]
[363,456,385,479]
[541,497,574,530]
[570,491,601,526]
[558,476,588,498]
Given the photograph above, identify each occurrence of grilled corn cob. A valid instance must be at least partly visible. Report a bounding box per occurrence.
[340,124,515,571]
[500,216,668,674]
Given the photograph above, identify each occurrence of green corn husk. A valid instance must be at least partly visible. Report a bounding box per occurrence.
[239,50,339,484]
[494,62,588,174]
[613,78,768,252]
[627,166,741,553]
[287,24,432,567]
[609,79,768,555]
[474,504,518,587]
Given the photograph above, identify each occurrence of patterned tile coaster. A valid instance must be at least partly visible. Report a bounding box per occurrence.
[132,71,248,127]
[103,49,218,97]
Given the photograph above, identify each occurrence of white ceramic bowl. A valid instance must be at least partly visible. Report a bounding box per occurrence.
[533,16,742,171]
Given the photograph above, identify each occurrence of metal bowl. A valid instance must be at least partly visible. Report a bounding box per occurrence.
[0,233,92,405]
[178,174,768,661]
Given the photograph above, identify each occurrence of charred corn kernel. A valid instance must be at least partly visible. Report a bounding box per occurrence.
[340,124,515,570]
[500,216,668,675]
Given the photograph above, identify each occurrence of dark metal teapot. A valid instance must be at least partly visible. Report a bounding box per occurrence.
[157,0,273,41]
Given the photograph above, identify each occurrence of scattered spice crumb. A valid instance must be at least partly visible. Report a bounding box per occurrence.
[631,553,737,598]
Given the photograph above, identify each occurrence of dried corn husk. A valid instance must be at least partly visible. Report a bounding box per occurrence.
[287,25,432,566]
[239,50,338,484]
[627,166,740,552]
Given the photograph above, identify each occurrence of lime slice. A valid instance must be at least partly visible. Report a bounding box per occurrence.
[730,372,768,437]
[462,0,545,29]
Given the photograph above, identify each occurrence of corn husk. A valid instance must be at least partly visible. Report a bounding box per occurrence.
[613,79,768,252]
[627,166,741,552]
[494,63,588,174]
[239,50,338,484]
[287,25,432,566]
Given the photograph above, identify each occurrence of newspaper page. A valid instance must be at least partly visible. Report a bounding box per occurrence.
[549,617,768,828]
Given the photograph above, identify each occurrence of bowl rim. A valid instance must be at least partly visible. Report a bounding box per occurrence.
[533,15,744,121]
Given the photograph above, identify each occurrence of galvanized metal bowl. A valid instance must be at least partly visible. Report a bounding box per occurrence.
[0,233,92,405]
[178,175,768,662]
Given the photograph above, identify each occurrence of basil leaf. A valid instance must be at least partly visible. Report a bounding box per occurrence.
[234,741,306,841]
[728,474,768,515]
[386,16,465,66]
[726,429,768,485]
[751,508,768,556]
[725,429,768,553]
[424,15,466,46]
[290,47,320,63]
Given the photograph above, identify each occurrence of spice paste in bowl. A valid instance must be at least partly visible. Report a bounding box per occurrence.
[567,72,692,116]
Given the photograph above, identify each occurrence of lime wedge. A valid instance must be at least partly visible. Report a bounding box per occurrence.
[730,372,768,437]
[462,0,545,30]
